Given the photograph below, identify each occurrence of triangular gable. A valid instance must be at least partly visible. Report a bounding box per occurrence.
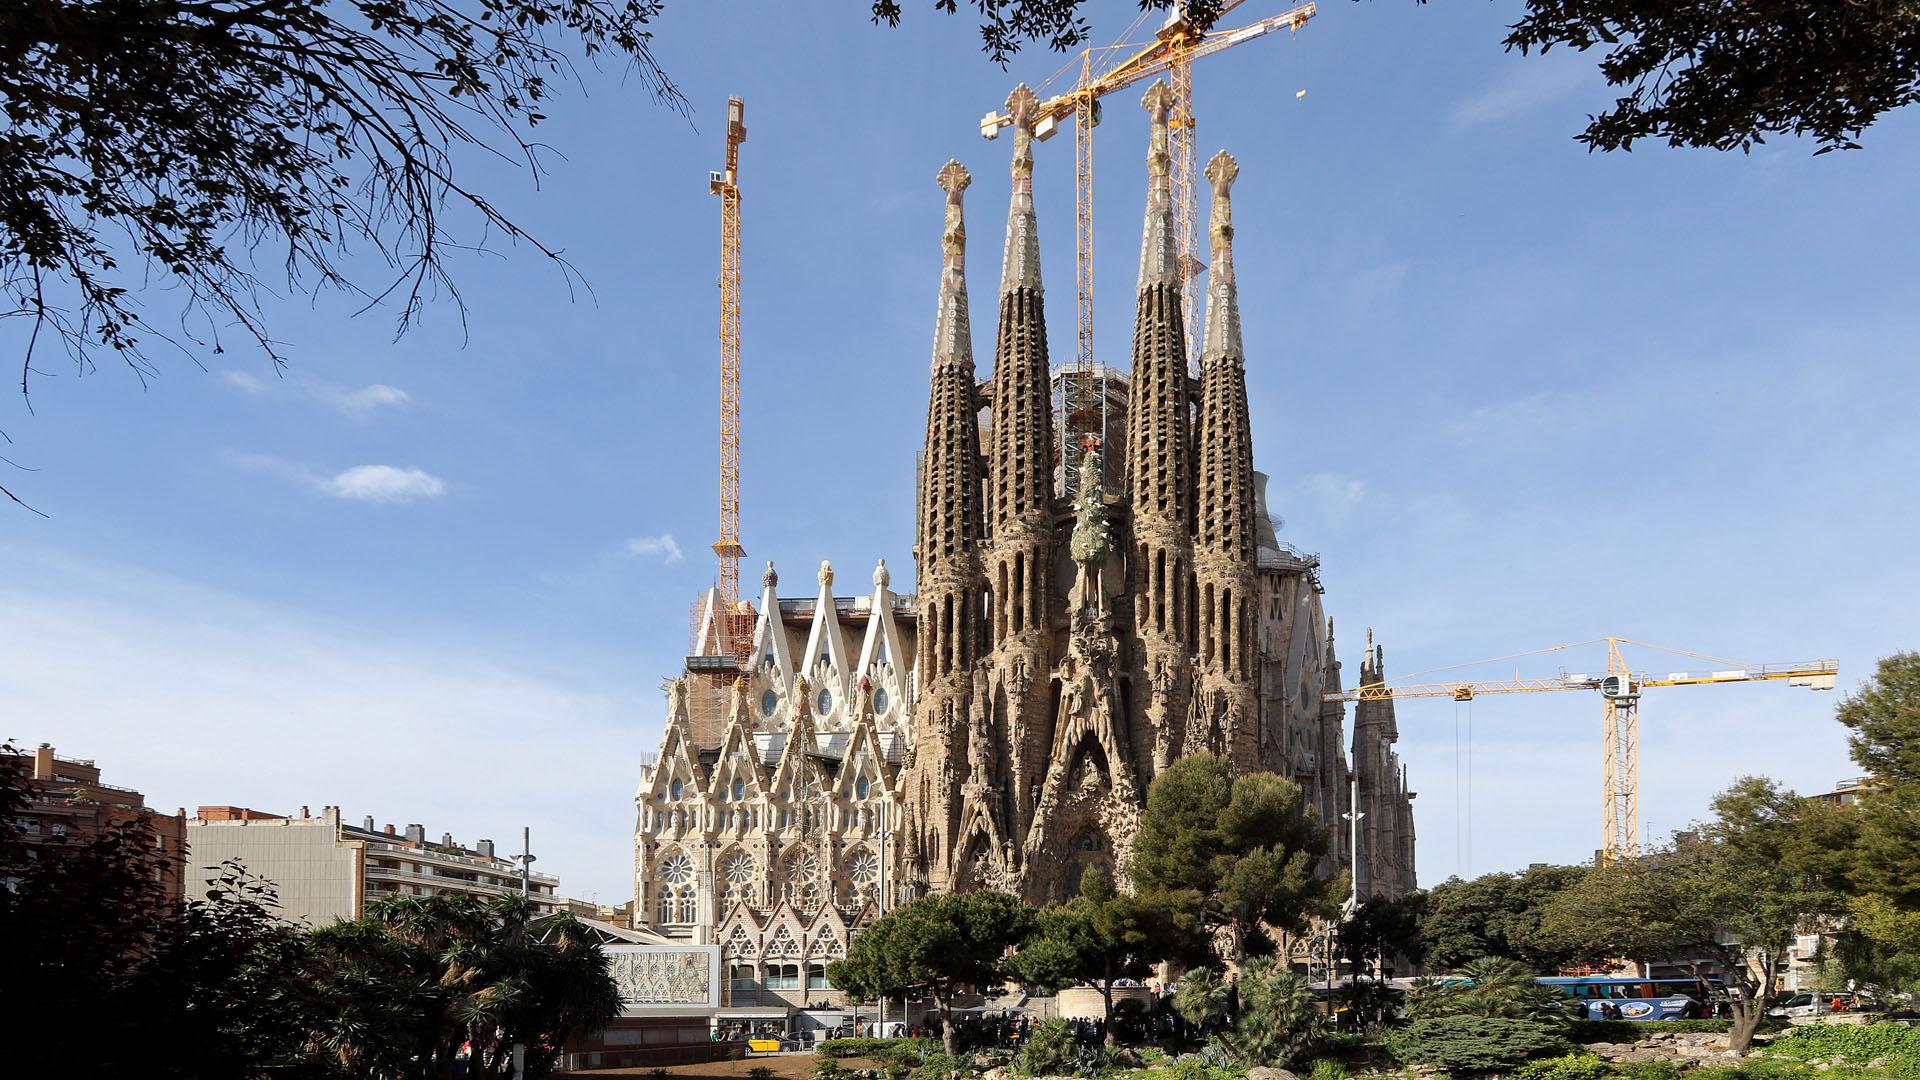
[799,562,852,726]
[854,560,908,731]
[691,586,726,657]
[708,724,765,800]
[719,918,762,958]
[835,719,889,801]
[764,920,803,958]
[751,562,796,694]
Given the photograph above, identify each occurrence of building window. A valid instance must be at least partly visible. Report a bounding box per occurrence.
[761,689,778,716]
[767,964,801,990]
[873,687,889,714]
[732,778,746,801]
[669,778,683,801]
[816,687,833,715]
[721,852,757,907]
[855,776,870,800]
[730,963,758,991]
[808,962,832,990]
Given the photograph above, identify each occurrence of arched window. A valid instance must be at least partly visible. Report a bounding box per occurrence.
[669,778,683,801]
[761,689,778,716]
[817,687,833,715]
[659,852,696,925]
[721,851,757,908]
[873,687,890,715]
[732,778,746,801]
[855,776,870,800]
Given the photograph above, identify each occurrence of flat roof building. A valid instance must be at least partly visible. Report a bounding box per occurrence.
[186,805,560,926]
[3,743,185,896]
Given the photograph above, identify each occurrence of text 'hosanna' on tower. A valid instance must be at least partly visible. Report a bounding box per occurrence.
[632,81,1415,1022]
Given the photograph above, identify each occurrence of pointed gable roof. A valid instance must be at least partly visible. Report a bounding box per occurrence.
[750,561,796,690]
[799,561,852,724]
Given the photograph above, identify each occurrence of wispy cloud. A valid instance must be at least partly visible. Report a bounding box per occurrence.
[217,370,412,418]
[1448,56,1592,129]
[1445,393,1555,440]
[226,453,446,504]
[321,465,446,503]
[0,547,640,903]
[625,534,685,564]
[1300,471,1373,510]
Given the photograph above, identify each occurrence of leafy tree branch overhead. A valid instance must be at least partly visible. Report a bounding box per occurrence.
[0,0,683,398]
[875,0,1920,152]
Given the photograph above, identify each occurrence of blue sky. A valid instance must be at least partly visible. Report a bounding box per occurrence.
[4,1,1917,905]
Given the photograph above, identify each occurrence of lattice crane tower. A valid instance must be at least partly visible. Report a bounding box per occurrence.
[709,96,752,664]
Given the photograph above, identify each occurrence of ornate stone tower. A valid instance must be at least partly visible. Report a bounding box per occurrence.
[976,84,1055,883]
[1191,150,1260,770]
[1127,83,1197,778]
[908,159,987,889]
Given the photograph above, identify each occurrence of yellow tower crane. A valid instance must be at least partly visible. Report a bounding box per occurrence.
[708,96,753,667]
[980,1,1316,372]
[1323,638,1839,863]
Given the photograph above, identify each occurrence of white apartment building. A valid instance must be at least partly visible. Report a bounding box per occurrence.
[186,804,561,926]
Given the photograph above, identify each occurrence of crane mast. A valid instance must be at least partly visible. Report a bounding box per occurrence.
[709,96,751,666]
[1324,638,1838,862]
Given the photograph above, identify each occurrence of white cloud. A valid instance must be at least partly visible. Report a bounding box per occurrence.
[217,371,412,417]
[1301,471,1372,510]
[0,547,642,903]
[1448,56,1593,129]
[320,465,447,503]
[625,534,685,564]
[1445,393,1555,440]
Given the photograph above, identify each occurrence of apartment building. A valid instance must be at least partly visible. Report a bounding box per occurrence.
[4,743,186,896]
[186,805,560,926]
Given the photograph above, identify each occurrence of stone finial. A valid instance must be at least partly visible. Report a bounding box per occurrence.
[818,560,834,591]
[933,160,974,369]
[1137,81,1177,288]
[763,560,778,590]
[1204,150,1239,247]
[1001,85,1043,293]
[1200,149,1242,364]
[873,557,891,589]
[1007,84,1038,186]
[1142,82,1172,180]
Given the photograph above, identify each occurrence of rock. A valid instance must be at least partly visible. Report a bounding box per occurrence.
[1247,1068,1300,1080]
[1870,1058,1891,1069]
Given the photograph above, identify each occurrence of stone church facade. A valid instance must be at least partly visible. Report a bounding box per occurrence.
[632,84,1416,1010]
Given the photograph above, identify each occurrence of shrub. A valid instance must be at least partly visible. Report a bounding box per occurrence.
[816,1054,852,1080]
[750,1069,778,1080]
[1012,1019,1079,1078]
[650,1070,672,1080]
[1762,1022,1920,1079]
[1144,1057,1240,1080]
[824,1038,935,1060]
[912,1051,966,1080]
[1308,1058,1351,1080]
[1512,1053,1613,1080]
[1390,1016,1572,1073]
[1223,959,1321,1067]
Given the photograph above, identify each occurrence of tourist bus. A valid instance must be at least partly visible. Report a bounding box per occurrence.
[1537,976,1718,1020]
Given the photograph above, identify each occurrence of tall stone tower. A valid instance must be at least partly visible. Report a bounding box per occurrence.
[1127,83,1197,780]
[1190,150,1260,771]
[907,159,987,889]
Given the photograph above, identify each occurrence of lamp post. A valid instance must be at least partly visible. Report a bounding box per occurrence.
[1340,779,1365,991]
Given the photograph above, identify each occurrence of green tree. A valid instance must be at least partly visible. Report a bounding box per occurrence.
[1541,777,1842,1055]
[1008,866,1193,1048]
[1338,892,1427,981]
[0,744,323,1078]
[1407,956,1571,1027]
[1419,864,1590,973]
[1131,753,1340,962]
[828,890,1034,1056]
[310,891,621,1079]
[1172,965,1232,1032]
[1221,957,1320,1067]
[871,1,1920,155]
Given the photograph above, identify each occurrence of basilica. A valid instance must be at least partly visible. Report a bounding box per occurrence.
[631,83,1416,1016]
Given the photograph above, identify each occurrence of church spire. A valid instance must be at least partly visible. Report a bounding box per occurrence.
[916,160,985,678]
[1201,150,1243,368]
[987,83,1055,626]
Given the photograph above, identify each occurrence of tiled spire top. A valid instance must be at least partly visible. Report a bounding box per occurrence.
[933,160,974,371]
[1201,150,1242,365]
[1138,81,1178,288]
[1001,84,1042,293]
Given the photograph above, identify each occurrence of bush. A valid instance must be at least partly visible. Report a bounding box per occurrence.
[815,1056,852,1080]
[1144,1058,1240,1080]
[1762,1022,1920,1079]
[912,1051,966,1080]
[1012,1019,1079,1077]
[823,1038,936,1061]
[1308,1058,1351,1080]
[1390,1016,1573,1073]
[1512,1053,1613,1080]
[1223,959,1321,1067]
[750,1069,778,1080]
